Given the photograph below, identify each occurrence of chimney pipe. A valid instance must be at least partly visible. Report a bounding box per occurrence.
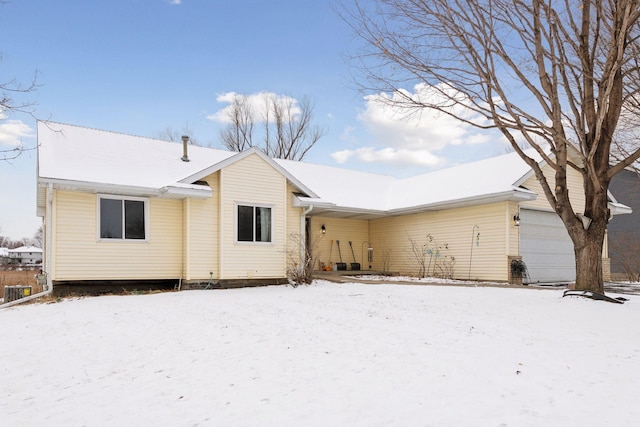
[181,135,190,162]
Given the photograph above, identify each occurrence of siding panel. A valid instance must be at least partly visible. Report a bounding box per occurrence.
[54,190,183,280]
[371,203,511,281]
[309,217,370,270]
[220,154,287,279]
[286,184,306,272]
[520,163,586,213]
[186,173,219,280]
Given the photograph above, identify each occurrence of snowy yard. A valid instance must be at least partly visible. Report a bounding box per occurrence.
[1,281,639,426]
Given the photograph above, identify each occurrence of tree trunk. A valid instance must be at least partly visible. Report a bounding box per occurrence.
[572,224,606,294]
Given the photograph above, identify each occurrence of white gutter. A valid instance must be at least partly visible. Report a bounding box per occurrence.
[1,183,54,309]
[609,201,632,216]
[38,178,212,199]
[294,188,538,220]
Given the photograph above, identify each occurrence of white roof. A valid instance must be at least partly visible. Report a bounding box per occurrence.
[37,122,542,216]
[8,246,43,253]
[38,121,235,191]
[275,151,539,216]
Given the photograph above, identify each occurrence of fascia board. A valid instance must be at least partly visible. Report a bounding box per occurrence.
[609,201,632,215]
[387,188,538,216]
[38,178,211,199]
[512,145,584,188]
[160,184,212,199]
[292,195,336,208]
[298,188,537,218]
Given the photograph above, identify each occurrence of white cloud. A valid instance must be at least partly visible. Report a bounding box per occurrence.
[168,0,182,5]
[340,125,357,144]
[332,83,497,168]
[207,91,301,124]
[331,147,443,167]
[0,113,34,147]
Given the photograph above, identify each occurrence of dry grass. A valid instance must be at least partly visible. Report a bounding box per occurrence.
[0,268,44,300]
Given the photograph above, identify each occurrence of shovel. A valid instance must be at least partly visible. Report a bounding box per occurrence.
[335,240,347,271]
[348,241,361,270]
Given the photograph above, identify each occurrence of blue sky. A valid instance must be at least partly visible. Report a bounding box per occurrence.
[0,0,507,240]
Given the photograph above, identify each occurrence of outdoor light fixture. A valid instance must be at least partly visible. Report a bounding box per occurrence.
[321,224,326,234]
[513,213,521,227]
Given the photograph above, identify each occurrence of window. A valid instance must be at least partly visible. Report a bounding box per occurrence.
[237,205,272,243]
[99,196,147,240]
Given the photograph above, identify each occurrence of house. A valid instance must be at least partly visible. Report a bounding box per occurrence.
[36,121,630,293]
[607,168,640,280]
[6,246,43,265]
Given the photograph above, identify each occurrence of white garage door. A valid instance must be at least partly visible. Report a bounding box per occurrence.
[520,209,575,283]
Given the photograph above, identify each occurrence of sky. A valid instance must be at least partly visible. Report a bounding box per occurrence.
[0,0,509,240]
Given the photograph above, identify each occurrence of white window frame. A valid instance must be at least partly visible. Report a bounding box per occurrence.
[235,202,274,245]
[97,195,149,242]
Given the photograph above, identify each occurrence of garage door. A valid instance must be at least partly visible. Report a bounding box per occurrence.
[520,209,575,283]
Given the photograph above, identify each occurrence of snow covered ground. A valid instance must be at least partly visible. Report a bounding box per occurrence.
[1,280,639,426]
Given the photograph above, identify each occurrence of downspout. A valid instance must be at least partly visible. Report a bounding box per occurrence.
[301,205,313,266]
[1,183,54,309]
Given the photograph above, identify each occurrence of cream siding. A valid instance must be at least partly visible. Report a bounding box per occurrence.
[518,165,610,265]
[519,163,586,213]
[370,203,511,281]
[184,173,220,280]
[285,184,306,270]
[53,190,183,280]
[219,154,288,279]
[310,217,370,270]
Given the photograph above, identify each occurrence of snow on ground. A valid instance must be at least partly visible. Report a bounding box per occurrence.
[1,281,639,426]
[349,274,502,285]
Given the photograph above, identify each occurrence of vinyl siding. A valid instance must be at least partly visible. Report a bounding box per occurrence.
[53,190,183,280]
[184,173,219,280]
[285,184,306,269]
[370,202,511,281]
[219,153,287,279]
[517,161,610,263]
[310,217,370,270]
[520,163,586,213]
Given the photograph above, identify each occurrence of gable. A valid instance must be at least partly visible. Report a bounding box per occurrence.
[222,152,287,201]
[519,162,586,212]
[181,147,318,199]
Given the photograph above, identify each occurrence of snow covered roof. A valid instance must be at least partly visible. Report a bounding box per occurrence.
[37,122,316,205]
[8,246,42,254]
[275,151,538,217]
[37,121,542,217]
[37,121,235,197]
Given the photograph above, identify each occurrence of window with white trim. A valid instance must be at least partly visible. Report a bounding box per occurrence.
[237,205,272,243]
[99,196,147,240]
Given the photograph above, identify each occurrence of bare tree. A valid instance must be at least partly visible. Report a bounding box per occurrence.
[153,123,199,146]
[219,93,325,160]
[345,0,640,293]
[32,226,43,248]
[2,2,38,163]
[220,94,255,152]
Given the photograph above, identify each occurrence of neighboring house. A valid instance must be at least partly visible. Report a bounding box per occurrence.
[607,168,640,280]
[0,247,8,264]
[36,121,630,293]
[7,246,43,265]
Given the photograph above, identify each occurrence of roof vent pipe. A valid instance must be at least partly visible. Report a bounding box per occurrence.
[181,135,190,162]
